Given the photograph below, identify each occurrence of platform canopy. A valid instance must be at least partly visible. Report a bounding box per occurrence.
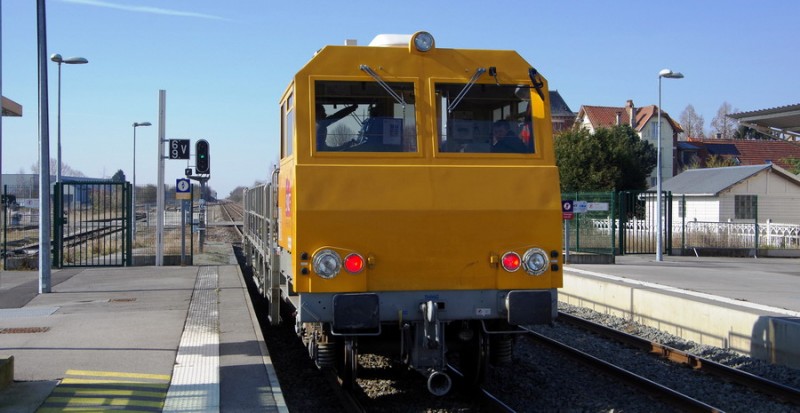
[729,103,800,141]
[1,96,23,117]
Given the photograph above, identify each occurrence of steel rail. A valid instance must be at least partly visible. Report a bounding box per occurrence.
[558,312,800,406]
[523,326,725,413]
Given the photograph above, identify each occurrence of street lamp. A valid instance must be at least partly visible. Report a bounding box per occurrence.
[657,68,684,262]
[50,53,88,183]
[132,122,152,239]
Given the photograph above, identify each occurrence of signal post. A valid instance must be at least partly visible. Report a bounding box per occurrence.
[187,139,210,252]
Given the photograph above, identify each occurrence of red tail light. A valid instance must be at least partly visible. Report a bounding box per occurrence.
[344,253,365,274]
[501,252,521,272]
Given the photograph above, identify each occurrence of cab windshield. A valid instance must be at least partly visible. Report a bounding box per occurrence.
[436,83,534,154]
[315,80,417,152]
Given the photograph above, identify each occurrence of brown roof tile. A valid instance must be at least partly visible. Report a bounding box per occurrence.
[580,104,682,133]
[689,138,800,170]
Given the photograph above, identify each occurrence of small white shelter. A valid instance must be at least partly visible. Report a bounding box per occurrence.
[653,164,800,224]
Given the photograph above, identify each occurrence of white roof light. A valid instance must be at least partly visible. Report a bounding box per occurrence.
[369,34,412,47]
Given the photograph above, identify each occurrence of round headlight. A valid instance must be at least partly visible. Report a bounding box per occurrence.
[522,248,548,276]
[412,31,435,52]
[312,249,341,279]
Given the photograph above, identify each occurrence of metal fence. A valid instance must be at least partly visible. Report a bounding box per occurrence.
[54,181,131,267]
[130,200,198,265]
[676,220,800,250]
[1,183,198,269]
[562,192,617,256]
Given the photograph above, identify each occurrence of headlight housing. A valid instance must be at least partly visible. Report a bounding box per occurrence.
[312,249,342,279]
[522,248,548,276]
[412,31,435,52]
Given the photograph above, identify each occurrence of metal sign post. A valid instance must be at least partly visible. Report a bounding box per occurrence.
[187,176,209,253]
[37,0,53,292]
[156,90,166,266]
[177,179,191,265]
[562,200,573,263]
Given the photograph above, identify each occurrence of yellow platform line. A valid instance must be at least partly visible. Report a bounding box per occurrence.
[60,377,169,389]
[38,408,156,413]
[42,396,163,408]
[52,386,166,399]
[37,370,170,413]
[65,369,171,382]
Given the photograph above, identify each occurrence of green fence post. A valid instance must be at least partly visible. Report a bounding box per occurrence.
[53,182,61,268]
[574,191,580,253]
[666,191,673,256]
[611,191,616,256]
[754,196,759,253]
[681,194,686,253]
[126,182,133,266]
[2,185,6,270]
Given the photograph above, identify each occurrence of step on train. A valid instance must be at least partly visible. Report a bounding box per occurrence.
[242,31,562,395]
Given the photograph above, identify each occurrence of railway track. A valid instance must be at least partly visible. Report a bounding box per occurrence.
[5,220,124,256]
[524,325,722,412]
[216,201,243,238]
[557,312,800,407]
[515,311,800,412]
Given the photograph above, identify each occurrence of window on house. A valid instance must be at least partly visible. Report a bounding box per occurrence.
[734,195,757,220]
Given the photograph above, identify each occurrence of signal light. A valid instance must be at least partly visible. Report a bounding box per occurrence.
[501,252,522,272]
[343,253,365,274]
[196,139,210,174]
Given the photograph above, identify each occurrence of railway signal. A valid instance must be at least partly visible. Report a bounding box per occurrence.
[196,139,210,174]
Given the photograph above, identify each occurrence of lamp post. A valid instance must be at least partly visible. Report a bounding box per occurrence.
[50,53,88,183]
[657,68,684,262]
[132,122,152,239]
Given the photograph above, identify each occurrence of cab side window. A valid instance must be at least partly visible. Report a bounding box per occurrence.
[282,93,294,157]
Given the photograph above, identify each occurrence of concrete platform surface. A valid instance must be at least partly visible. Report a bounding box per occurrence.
[0,263,286,413]
[563,255,800,369]
[567,255,800,313]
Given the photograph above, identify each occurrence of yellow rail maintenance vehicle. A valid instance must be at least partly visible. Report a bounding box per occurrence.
[243,31,562,395]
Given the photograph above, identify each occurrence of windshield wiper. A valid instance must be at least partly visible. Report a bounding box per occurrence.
[447,68,486,113]
[359,65,406,107]
[528,67,545,101]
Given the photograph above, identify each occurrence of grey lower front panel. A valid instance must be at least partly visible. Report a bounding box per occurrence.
[297,289,557,326]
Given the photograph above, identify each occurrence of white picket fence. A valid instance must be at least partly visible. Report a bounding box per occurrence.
[587,218,800,249]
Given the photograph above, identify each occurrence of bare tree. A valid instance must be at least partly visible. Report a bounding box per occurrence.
[30,158,86,177]
[679,105,705,139]
[710,102,739,139]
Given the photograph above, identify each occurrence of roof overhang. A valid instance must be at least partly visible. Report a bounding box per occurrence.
[728,104,800,141]
[1,96,22,117]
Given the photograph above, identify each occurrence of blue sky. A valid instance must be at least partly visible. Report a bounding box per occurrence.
[2,0,798,198]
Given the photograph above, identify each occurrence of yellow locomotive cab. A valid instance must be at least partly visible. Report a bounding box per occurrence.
[278,33,561,293]
[244,32,563,395]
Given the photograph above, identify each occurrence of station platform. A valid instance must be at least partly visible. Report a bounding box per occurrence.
[0,245,287,413]
[563,255,800,369]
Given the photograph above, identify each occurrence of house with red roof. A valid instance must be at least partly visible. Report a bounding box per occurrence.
[679,138,800,172]
[574,100,683,187]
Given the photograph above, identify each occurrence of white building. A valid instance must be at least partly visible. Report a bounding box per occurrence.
[655,164,800,224]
